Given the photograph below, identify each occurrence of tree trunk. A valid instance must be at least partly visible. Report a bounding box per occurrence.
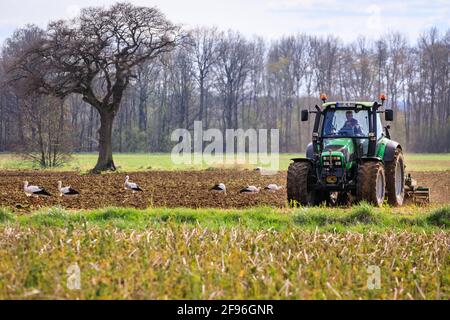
[88,108,95,152]
[199,76,205,122]
[93,110,116,173]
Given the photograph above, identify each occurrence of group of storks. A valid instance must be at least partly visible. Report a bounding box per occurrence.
[22,175,283,198]
[23,175,143,198]
[210,183,282,195]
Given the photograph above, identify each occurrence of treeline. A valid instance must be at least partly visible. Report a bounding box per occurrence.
[1,26,449,154]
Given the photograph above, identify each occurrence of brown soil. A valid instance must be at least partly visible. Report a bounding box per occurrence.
[0,170,448,212]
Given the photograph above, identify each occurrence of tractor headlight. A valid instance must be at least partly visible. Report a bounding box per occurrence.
[322,156,342,167]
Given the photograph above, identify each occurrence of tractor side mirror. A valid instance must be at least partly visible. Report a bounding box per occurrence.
[301,110,309,122]
[385,109,394,121]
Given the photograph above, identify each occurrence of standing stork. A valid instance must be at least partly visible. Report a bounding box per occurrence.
[125,176,143,192]
[57,181,80,197]
[23,181,51,197]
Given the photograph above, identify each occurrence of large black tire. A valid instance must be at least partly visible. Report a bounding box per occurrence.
[356,161,386,206]
[385,148,405,206]
[287,162,321,206]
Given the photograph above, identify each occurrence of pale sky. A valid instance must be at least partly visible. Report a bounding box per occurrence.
[0,0,449,44]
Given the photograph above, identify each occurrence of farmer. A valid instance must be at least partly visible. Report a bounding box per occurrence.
[340,111,363,135]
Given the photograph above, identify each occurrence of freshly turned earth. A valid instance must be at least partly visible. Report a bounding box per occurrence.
[0,170,448,212]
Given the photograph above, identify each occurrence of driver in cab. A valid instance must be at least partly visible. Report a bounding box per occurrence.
[341,111,363,135]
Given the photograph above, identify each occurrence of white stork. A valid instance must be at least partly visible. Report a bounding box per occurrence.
[125,176,143,192]
[210,183,227,195]
[264,184,283,191]
[240,186,261,193]
[23,181,51,197]
[57,181,80,197]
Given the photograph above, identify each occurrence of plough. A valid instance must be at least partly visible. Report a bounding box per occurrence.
[405,174,430,204]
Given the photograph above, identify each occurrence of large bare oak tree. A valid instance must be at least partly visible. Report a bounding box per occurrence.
[8,2,181,172]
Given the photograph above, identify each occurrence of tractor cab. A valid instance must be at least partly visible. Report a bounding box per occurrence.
[301,95,393,161]
[320,106,374,170]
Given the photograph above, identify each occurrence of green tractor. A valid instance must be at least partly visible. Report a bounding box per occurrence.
[287,94,408,207]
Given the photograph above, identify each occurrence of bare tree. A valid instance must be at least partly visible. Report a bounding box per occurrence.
[1,26,73,167]
[310,36,340,96]
[385,32,407,120]
[6,2,182,172]
[216,31,252,129]
[17,95,73,167]
[190,27,220,128]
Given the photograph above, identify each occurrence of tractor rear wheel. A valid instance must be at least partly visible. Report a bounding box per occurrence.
[385,148,405,206]
[287,161,320,206]
[356,161,386,206]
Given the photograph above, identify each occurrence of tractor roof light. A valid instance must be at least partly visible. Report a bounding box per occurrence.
[380,93,386,105]
[320,93,328,102]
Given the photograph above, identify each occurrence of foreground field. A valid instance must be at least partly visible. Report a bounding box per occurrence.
[0,169,448,213]
[0,153,449,172]
[0,159,448,300]
[0,205,448,299]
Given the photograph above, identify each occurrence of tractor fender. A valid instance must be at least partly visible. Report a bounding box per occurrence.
[384,141,402,162]
[306,143,314,159]
[360,156,383,162]
[291,158,313,164]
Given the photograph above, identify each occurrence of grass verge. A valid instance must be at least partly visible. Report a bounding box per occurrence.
[0,203,448,232]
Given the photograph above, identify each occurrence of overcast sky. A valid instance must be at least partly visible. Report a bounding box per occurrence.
[0,0,448,44]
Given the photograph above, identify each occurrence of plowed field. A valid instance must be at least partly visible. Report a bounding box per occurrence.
[0,170,448,212]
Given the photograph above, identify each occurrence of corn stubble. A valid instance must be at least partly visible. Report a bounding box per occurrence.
[0,225,447,300]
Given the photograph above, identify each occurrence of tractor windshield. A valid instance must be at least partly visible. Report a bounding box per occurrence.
[322,109,370,138]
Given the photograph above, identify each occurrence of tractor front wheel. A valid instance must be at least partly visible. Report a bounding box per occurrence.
[357,161,386,206]
[385,148,405,206]
[287,161,319,206]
